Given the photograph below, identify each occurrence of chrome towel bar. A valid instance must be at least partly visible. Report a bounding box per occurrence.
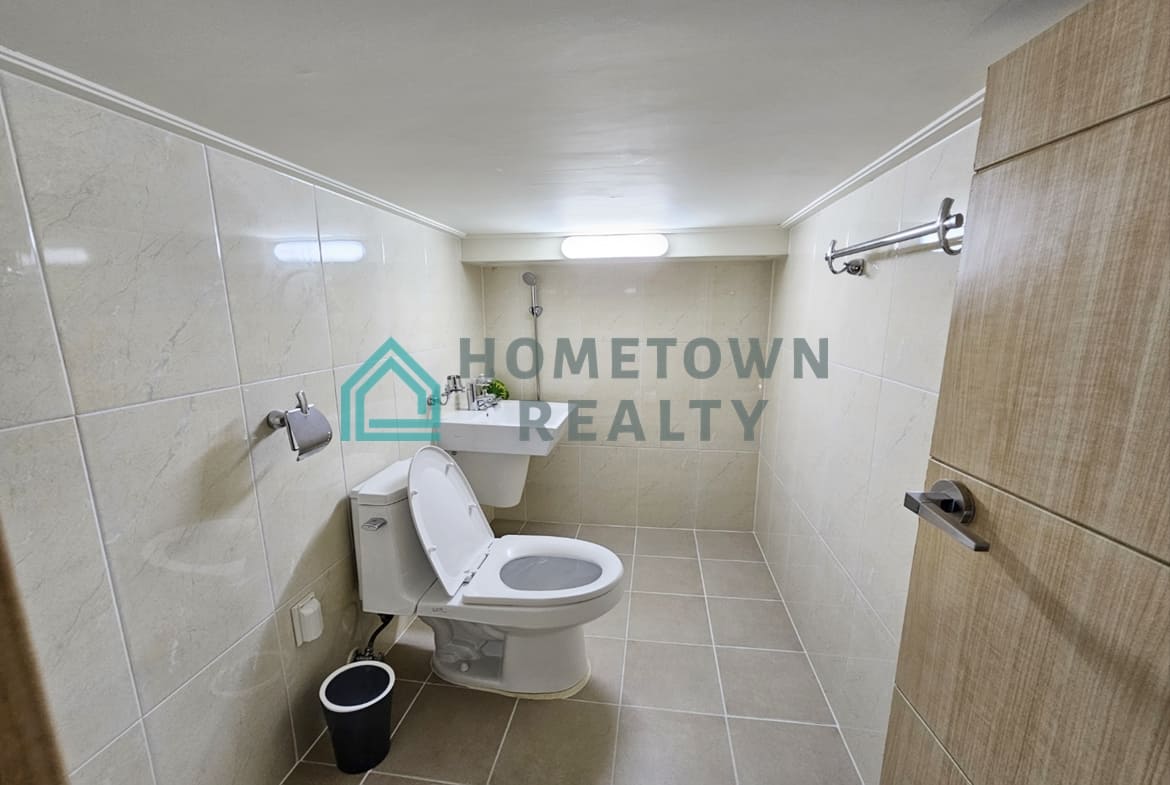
[826,197,964,276]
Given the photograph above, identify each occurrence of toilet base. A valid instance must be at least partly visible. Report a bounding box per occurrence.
[421,617,591,697]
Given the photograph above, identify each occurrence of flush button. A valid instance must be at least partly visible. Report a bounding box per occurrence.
[362,517,388,531]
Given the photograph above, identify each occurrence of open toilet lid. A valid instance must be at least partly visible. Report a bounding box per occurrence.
[407,446,494,595]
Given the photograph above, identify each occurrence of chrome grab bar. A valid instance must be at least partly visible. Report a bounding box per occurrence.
[904,479,989,552]
[826,197,964,276]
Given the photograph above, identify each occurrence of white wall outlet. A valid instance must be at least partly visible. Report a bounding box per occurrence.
[291,593,324,647]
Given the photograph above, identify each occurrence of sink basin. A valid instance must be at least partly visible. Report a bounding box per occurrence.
[438,401,573,507]
[438,400,572,457]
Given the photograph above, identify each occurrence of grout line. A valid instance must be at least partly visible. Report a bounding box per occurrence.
[204,145,304,758]
[0,80,78,417]
[693,530,741,785]
[64,425,159,785]
[390,671,432,739]
[752,530,865,785]
[772,468,900,644]
[484,698,519,785]
[608,524,637,784]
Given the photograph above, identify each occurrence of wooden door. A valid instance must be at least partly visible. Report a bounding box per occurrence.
[883,0,1170,783]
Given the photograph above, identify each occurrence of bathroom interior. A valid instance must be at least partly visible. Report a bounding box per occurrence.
[1,1,1167,784]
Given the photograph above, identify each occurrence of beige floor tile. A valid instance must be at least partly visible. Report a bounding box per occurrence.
[366,775,444,785]
[490,700,619,785]
[627,593,711,644]
[283,761,367,784]
[717,648,833,723]
[700,560,780,599]
[305,682,422,765]
[696,532,764,561]
[377,684,514,783]
[708,598,801,650]
[384,620,434,682]
[586,592,630,638]
[577,636,625,704]
[729,718,859,785]
[622,641,722,713]
[634,528,698,558]
[522,521,580,537]
[632,556,704,595]
[578,525,637,554]
[614,707,735,785]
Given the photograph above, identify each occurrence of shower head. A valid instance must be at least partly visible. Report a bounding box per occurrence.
[521,272,542,318]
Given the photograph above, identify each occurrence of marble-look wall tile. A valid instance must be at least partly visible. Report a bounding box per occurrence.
[144,619,295,785]
[526,443,582,523]
[696,451,758,531]
[69,723,153,785]
[753,122,978,785]
[243,370,350,604]
[0,89,72,428]
[0,420,138,770]
[319,190,417,367]
[207,149,333,383]
[276,558,372,755]
[858,381,938,638]
[1,75,237,412]
[481,259,770,523]
[637,448,700,528]
[579,445,638,526]
[78,390,272,709]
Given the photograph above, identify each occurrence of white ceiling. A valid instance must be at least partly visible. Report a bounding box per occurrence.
[0,0,1083,235]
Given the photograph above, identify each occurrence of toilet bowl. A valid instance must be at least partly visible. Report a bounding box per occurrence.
[349,445,625,697]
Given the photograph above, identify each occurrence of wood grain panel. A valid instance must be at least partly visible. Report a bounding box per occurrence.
[896,461,1170,785]
[880,689,970,785]
[0,517,68,785]
[976,0,1170,169]
[933,99,1170,561]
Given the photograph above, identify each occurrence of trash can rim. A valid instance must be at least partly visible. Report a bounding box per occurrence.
[319,659,396,714]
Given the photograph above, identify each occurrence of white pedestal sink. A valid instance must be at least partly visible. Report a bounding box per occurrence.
[437,401,572,507]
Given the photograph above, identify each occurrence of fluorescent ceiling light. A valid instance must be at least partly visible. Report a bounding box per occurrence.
[561,234,669,259]
[274,239,366,263]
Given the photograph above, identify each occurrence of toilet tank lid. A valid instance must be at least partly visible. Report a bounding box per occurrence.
[349,457,412,505]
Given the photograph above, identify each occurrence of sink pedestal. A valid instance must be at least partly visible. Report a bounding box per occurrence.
[437,400,573,510]
[452,452,530,507]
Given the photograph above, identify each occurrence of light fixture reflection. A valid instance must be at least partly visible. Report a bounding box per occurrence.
[561,234,669,260]
[274,239,365,264]
[42,247,90,265]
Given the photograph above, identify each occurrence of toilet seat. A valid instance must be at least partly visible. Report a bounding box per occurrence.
[462,535,624,607]
[407,446,625,609]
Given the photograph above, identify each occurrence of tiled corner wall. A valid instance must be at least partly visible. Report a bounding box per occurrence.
[481,259,772,531]
[753,123,980,783]
[0,72,483,784]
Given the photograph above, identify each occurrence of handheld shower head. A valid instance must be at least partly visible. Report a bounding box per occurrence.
[522,271,542,317]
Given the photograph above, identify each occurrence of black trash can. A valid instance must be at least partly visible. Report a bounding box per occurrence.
[319,660,395,773]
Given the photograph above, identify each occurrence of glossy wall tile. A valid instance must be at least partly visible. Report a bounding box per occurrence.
[752,121,979,785]
[0,70,482,785]
[481,259,772,531]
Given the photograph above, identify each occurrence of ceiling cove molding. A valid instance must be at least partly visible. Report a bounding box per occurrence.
[461,225,788,264]
[0,46,465,238]
[780,89,985,229]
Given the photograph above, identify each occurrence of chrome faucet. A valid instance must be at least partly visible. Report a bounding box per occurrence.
[469,375,501,410]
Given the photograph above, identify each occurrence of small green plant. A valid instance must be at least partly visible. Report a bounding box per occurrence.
[487,378,510,400]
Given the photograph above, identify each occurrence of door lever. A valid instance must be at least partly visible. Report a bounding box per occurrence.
[904,479,989,552]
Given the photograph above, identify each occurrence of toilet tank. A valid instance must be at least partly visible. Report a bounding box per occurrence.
[349,458,436,615]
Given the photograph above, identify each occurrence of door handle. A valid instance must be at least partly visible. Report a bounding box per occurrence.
[904,479,990,552]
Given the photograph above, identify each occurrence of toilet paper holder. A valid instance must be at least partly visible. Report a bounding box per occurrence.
[267,390,333,461]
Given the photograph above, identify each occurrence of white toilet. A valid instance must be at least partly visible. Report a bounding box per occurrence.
[349,445,625,697]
